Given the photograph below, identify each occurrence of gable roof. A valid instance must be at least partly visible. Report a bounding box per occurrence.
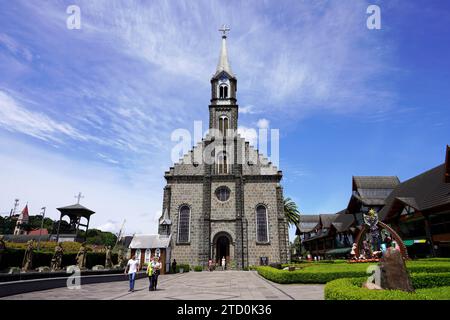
[446,145,450,183]
[320,214,338,228]
[296,214,320,233]
[332,212,355,233]
[352,176,400,190]
[57,203,95,217]
[129,234,172,249]
[379,163,450,221]
[347,176,400,213]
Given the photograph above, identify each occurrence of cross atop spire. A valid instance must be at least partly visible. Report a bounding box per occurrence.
[75,192,84,204]
[218,24,230,38]
[215,25,234,78]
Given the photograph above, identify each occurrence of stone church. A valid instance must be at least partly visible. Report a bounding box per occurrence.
[158,28,289,269]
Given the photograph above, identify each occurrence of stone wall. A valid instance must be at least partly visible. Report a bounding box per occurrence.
[169,182,203,266]
[243,181,282,266]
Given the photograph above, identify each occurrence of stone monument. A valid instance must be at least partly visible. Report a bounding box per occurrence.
[22,240,35,272]
[0,235,6,267]
[105,245,113,269]
[76,242,87,269]
[380,248,414,292]
[51,242,64,271]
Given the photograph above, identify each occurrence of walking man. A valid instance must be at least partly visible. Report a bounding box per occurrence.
[124,254,140,292]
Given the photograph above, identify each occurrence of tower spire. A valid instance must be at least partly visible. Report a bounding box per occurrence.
[215,24,234,77]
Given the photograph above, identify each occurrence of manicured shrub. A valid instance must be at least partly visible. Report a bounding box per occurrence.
[324,273,450,300]
[257,266,370,284]
[175,264,190,273]
[257,260,450,284]
[194,265,203,272]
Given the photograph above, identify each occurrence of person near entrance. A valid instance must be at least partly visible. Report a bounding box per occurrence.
[150,256,161,291]
[124,254,140,292]
[208,259,214,271]
[221,256,226,271]
[172,258,177,273]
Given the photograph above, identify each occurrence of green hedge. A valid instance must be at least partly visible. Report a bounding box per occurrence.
[194,265,203,272]
[175,264,190,273]
[257,260,450,284]
[0,248,117,270]
[257,266,369,284]
[325,273,450,300]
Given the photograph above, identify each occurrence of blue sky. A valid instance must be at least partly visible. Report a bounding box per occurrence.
[0,1,449,239]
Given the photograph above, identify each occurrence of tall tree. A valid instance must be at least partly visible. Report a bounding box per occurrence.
[283,197,300,226]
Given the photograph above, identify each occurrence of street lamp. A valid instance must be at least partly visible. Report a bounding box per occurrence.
[38,207,46,251]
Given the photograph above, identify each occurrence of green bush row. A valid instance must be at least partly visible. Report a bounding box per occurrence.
[0,248,117,270]
[257,266,368,284]
[193,265,203,272]
[257,260,450,284]
[175,264,190,273]
[324,273,450,300]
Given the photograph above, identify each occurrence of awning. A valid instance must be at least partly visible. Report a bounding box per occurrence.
[325,247,352,255]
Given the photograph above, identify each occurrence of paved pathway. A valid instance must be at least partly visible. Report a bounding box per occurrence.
[1,271,324,300]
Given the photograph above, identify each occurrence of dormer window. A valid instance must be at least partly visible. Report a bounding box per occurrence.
[219,84,228,99]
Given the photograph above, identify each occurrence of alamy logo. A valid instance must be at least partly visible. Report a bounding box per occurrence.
[66,265,81,290]
[367,5,381,30]
[66,5,81,30]
[366,265,381,286]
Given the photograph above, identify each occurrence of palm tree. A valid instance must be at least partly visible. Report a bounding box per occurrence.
[284,197,300,226]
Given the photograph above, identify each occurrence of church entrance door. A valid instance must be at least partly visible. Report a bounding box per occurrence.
[216,235,230,268]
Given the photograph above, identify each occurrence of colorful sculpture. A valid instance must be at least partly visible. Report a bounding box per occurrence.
[363,208,381,255]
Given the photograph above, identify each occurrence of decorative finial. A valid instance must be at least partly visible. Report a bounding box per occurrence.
[75,192,84,204]
[218,24,230,38]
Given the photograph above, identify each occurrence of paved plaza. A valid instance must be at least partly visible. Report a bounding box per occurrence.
[1,271,324,300]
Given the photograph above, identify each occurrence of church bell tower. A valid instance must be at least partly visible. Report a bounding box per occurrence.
[209,25,238,133]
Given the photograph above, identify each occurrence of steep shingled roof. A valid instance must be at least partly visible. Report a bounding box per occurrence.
[379,164,450,221]
[296,215,320,233]
[332,212,355,233]
[320,214,338,228]
[353,176,400,190]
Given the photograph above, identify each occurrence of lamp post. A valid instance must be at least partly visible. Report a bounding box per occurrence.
[38,207,46,251]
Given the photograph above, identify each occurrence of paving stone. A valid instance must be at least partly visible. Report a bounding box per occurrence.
[1,271,324,300]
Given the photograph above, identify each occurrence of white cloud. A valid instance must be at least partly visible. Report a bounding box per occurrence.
[0,136,163,235]
[257,118,270,129]
[0,90,92,143]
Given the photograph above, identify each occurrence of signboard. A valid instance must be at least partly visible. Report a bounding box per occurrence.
[260,256,269,266]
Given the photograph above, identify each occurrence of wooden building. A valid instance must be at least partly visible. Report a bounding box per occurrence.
[379,146,450,257]
[128,234,172,274]
[298,212,356,258]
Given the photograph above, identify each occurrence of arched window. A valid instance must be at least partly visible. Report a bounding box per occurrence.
[135,249,141,261]
[178,205,190,243]
[217,151,228,174]
[218,116,229,135]
[219,84,228,98]
[144,249,151,264]
[256,205,269,243]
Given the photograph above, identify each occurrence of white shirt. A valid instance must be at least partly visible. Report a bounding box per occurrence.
[127,259,139,274]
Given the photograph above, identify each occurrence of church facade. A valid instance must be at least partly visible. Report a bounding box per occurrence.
[158,29,289,269]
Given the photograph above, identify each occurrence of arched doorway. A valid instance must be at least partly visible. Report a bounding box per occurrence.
[212,232,233,268]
